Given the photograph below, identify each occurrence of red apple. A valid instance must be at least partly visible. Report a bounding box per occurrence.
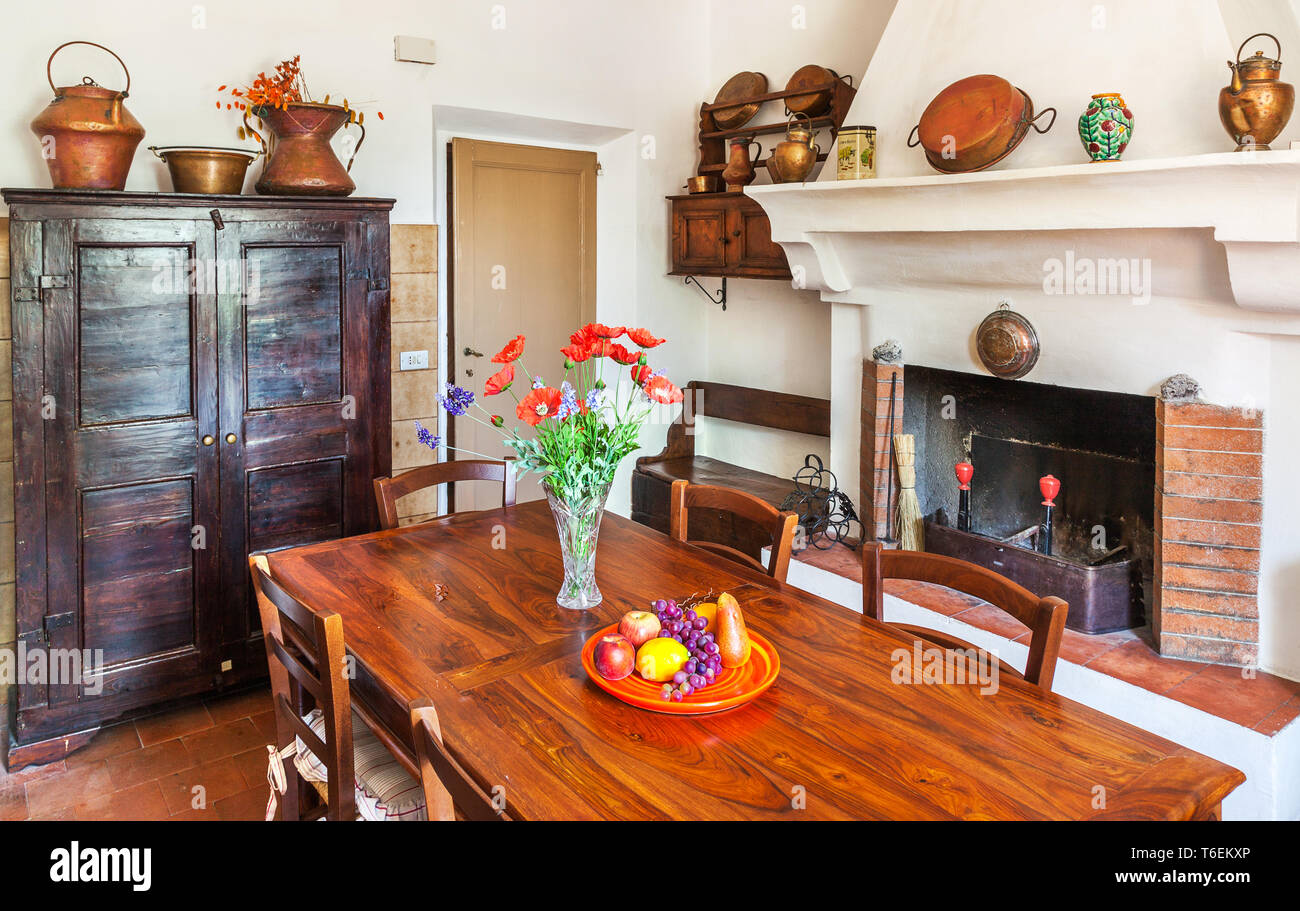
[593,633,636,680]
[618,610,662,647]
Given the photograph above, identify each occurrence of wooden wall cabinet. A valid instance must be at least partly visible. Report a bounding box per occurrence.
[669,194,791,280]
[3,189,393,768]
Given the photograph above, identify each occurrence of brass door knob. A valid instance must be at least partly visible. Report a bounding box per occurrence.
[225,432,237,444]
[201,435,215,446]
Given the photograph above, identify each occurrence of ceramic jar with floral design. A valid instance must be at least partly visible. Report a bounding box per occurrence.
[1078,93,1134,161]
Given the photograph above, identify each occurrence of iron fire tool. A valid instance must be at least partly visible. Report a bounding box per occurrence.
[1038,474,1060,556]
[954,460,974,532]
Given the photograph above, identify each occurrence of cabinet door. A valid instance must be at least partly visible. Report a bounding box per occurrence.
[39,217,222,710]
[726,201,791,278]
[216,218,386,670]
[671,199,729,274]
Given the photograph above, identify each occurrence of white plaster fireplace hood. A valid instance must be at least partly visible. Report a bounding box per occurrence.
[749,151,1300,312]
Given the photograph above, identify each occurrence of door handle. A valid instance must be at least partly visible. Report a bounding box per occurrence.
[225,432,237,444]
[201,434,215,446]
[463,347,484,357]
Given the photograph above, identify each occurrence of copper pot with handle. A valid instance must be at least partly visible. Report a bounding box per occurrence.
[721,136,762,192]
[767,112,820,183]
[243,101,366,196]
[30,41,145,190]
[1220,32,1295,150]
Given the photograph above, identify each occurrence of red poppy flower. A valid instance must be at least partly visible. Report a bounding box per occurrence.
[516,386,562,426]
[588,338,617,358]
[630,364,653,385]
[643,375,683,405]
[560,341,592,363]
[609,343,639,365]
[570,326,597,347]
[484,363,514,396]
[491,335,526,364]
[588,323,625,339]
[626,327,665,348]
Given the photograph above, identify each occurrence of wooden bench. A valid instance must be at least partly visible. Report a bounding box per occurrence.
[632,381,831,560]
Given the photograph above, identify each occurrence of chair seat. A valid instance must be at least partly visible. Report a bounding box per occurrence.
[293,709,427,821]
[637,456,792,508]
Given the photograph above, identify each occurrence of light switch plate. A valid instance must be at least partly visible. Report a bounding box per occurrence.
[400,350,430,371]
[394,36,437,65]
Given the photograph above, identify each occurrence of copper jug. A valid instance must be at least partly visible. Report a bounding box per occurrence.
[722,136,762,192]
[30,41,145,190]
[1220,32,1295,150]
[244,102,365,196]
[766,112,820,183]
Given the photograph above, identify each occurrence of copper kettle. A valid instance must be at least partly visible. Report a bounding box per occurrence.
[766,112,820,183]
[30,41,145,190]
[1220,32,1294,150]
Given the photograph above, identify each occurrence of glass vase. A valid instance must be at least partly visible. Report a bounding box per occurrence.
[544,478,611,610]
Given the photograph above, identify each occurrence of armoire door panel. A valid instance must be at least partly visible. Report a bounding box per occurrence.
[76,244,194,425]
[39,216,221,708]
[244,244,344,410]
[80,479,198,666]
[246,459,345,553]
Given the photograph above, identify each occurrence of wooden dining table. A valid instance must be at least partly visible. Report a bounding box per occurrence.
[266,500,1244,820]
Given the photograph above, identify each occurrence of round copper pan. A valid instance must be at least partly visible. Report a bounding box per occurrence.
[712,71,768,130]
[784,64,850,116]
[907,74,1056,173]
[976,305,1039,379]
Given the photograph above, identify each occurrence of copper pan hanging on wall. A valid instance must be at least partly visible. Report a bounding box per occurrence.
[976,302,1039,379]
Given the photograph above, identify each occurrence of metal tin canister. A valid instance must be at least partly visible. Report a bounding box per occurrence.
[837,125,876,179]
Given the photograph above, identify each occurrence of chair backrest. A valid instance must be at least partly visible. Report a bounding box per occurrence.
[249,554,355,821]
[861,542,1069,691]
[409,699,510,822]
[373,458,516,530]
[668,479,799,583]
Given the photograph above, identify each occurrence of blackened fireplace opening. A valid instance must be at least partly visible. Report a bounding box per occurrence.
[901,366,1156,634]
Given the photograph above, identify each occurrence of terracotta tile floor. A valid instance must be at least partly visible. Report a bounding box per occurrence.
[0,686,276,821]
[794,543,1300,735]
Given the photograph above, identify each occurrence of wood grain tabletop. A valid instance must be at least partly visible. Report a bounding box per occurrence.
[266,500,1244,820]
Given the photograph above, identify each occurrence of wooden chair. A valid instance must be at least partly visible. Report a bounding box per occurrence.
[250,555,428,821]
[249,553,355,821]
[669,479,799,583]
[409,699,511,821]
[373,458,516,530]
[862,542,1069,692]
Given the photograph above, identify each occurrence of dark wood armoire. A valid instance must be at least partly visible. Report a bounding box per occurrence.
[3,189,393,769]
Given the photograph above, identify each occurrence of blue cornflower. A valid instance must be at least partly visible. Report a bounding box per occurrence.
[439,381,475,416]
[585,386,606,410]
[556,382,580,419]
[414,421,440,451]
[532,376,545,389]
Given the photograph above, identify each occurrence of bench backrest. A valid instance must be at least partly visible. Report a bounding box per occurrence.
[683,381,831,438]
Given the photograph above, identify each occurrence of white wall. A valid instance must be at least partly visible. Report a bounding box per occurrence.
[695,0,895,479]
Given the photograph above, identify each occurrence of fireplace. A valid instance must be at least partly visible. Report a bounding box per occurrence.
[862,358,1264,664]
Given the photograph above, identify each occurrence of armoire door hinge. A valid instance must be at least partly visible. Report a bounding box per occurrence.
[369,276,389,292]
[42,612,76,645]
[15,275,69,301]
[40,275,69,289]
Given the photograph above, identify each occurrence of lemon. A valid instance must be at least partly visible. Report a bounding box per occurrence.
[635,638,691,682]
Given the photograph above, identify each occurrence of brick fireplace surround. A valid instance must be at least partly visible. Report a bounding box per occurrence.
[861,358,1264,668]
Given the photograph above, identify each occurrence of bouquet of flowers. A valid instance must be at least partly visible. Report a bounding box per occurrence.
[417,322,682,608]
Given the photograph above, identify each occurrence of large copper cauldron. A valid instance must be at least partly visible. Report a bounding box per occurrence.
[1220,32,1295,150]
[244,102,365,196]
[30,41,145,190]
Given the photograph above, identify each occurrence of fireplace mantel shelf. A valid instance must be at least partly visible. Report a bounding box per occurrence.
[747,150,1300,312]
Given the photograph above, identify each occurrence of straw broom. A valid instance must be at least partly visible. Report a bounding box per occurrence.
[893,433,923,551]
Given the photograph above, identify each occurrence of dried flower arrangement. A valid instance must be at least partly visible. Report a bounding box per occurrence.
[216,55,383,139]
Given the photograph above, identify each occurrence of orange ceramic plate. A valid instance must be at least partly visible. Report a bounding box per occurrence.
[581,624,780,715]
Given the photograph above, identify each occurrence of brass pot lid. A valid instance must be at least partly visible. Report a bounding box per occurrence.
[976,303,1039,379]
[712,71,767,130]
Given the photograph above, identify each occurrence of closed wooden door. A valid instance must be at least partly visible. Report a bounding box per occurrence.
[216,218,381,667]
[40,217,221,708]
[671,198,729,273]
[726,200,789,276]
[450,138,597,509]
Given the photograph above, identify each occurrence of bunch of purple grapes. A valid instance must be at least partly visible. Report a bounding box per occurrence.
[651,598,724,702]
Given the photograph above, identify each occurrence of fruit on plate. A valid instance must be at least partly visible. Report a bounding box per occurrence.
[635,637,691,683]
[649,597,725,700]
[618,610,662,647]
[593,633,636,681]
[693,601,718,628]
[715,592,752,668]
